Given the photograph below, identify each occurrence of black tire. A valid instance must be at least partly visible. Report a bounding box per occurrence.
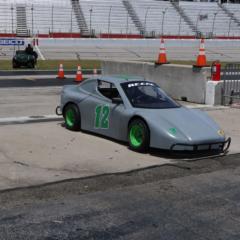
[63,104,81,131]
[12,61,19,68]
[28,61,34,68]
[128,118,150,153]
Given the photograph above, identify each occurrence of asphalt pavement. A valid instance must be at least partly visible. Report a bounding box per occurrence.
[0,153,240,240]
[0,70,100,77]
[2,39,240,61]
[1,38,240,239]
[0,74,240,239]
[0,77,239,191]
[34,39,240,62]
[0,78,76,88]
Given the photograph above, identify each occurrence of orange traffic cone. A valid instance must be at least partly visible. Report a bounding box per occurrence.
[155,38,169,65]
[75,65,83,82]
[194,38,208,67]
[57,63,65,79]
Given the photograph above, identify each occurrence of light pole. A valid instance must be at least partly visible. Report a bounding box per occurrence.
[11,5,14,34]
[144,7,150,36]
[228,17,232,37]
[211,11,218,36]
[107,6,112,37]
[195,10,201,34]
[51,5,54,36]
[126,12,129,37]
[31,5,34,36]
[89,7,93,37]
[178,15,182,36]
[161,8,167,36]
[70,6,73,37]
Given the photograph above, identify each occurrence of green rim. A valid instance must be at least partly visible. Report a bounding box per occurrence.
[66,109,75,127]
[130,124,144,148]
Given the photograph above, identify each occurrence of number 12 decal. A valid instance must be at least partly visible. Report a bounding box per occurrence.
[95,105,110,129]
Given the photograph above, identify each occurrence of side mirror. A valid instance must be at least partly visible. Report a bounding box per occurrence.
[112,97,123,105]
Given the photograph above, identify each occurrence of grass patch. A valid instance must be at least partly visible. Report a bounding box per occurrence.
[0,59,231,70]
[0,60,12,70]
[0,60,101,70]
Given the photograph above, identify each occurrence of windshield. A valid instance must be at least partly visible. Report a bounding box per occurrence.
[121,81,180,109]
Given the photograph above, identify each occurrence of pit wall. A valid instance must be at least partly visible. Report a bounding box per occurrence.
[102,60,212,104]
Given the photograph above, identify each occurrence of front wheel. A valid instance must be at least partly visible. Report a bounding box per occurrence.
[63,104,81,131]
[128,118,150,152]
[28,61,35,68]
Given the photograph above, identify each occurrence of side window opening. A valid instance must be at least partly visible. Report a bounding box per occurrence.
[97,80,121,100]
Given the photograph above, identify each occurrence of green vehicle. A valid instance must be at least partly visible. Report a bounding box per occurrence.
[12,50,38,68]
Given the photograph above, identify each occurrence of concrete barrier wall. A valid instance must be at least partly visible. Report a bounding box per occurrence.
[37,38,240,48]
[102,60,211,104]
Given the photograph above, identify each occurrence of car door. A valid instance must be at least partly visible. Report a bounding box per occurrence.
[80,80,126,140]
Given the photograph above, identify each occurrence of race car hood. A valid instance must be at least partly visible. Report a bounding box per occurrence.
[136,106,225,144]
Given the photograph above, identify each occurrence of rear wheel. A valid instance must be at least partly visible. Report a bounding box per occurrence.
[63,104,81,131]
[128,118,150,152]
[28,61,34,68]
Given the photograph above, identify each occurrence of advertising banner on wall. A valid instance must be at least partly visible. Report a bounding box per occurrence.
[0,38,25,46]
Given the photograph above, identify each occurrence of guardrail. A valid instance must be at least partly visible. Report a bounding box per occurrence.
[222,63,240,105]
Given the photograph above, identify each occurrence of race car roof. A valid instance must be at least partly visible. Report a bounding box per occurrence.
[98,75,146,84]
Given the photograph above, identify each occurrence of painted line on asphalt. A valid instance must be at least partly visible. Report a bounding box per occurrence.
[183,104,228,111]
[0,74,95,80]
[0,115,63,125]
[178,101,229,111]
[35,45,46,60]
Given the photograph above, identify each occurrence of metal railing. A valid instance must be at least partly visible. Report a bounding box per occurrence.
[222,63,240,105]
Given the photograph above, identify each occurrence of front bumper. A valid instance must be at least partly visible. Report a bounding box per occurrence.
[170,137,231,153]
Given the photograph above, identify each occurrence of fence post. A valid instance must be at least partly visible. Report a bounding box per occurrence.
[11,5,14,34]
[107,6,112,38]
[31,4,34,36]
[51,5,54,35]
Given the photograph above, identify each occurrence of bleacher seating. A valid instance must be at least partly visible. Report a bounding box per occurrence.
[0,0,240,38]
[80,0,138,34]
[0,3,16,34]
[224,3,240,33]
[129,0,193,36]
[179,2,240,36]
[25,3,79,35]
[2,0,70,6]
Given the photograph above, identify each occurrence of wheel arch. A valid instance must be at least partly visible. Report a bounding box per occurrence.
[128,115,151,137]
[63,101,79,115]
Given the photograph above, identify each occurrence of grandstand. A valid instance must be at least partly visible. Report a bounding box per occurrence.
[0,0,240,38]
[25,2,80,36]
[129,0,192,36]
[80,0,138,35]
[0,3,16,34]
[179,1,240,37]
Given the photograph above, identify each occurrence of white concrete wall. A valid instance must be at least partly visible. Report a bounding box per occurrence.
[205,81,223,105]
[102,60,211,104]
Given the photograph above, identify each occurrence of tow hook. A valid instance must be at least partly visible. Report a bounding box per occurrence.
[56,106,62,116]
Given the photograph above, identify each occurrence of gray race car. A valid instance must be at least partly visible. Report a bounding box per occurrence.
[56,75,231,153]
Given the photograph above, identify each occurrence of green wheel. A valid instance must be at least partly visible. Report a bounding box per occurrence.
[128,118,150,152]
[64,104,81,131]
